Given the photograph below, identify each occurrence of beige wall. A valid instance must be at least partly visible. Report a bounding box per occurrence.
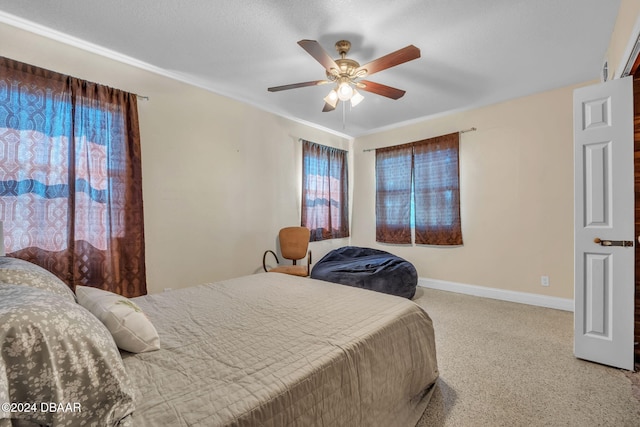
[140,88,352,292]
[0,22,352,294]
[349,1,640,301]
[351,85,582,299]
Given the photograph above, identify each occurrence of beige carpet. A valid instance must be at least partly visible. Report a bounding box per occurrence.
[412,287,640,426]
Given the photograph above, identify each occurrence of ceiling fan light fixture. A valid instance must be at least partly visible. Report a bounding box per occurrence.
[324,89,339,108]
[337,81,354,101]
[350,89,364,107]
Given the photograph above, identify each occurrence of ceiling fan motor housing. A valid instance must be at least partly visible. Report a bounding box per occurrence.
[327,58,360,80]
[325,40,365,81]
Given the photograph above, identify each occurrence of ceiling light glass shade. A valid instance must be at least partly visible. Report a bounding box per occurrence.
[337,81,354,101]
[324,89,339,108]
[350,89,364,107]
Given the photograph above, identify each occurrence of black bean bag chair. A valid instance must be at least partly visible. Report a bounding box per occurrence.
[310,246,418,299]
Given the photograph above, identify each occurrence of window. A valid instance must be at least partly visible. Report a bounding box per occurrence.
[376,133,462,245]
[301,140,349,241]
[0,56,146,296]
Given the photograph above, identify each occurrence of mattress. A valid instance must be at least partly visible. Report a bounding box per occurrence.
[121,273,438,426]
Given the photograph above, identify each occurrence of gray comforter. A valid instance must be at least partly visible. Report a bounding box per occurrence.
[121,273,438,426]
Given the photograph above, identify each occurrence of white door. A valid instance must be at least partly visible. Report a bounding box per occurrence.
[574,76,635,370]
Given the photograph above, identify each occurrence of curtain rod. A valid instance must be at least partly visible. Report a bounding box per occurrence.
[136,95,149,101]
[361,127,477,152]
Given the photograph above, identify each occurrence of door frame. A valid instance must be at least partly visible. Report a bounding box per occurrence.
[617,16,640,368]
[615,16,640,79]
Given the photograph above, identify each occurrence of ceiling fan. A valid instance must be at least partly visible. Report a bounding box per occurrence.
[268,39,420,112]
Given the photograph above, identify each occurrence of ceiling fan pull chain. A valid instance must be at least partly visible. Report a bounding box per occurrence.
[342,101,346,129]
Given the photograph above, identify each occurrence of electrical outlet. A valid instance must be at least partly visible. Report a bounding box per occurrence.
[541,276,550,287]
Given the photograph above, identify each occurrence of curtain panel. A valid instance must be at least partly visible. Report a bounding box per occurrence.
[375,133,462,246]
[0,56,146,297]
[375,143,413,244]
[413,133,462,245]
[301,140,349,241]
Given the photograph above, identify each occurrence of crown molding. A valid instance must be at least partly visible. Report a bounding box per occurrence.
[0,11,354,141]
[0,11,174,77]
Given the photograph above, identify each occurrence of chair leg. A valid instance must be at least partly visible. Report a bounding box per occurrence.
[263,250,279,272]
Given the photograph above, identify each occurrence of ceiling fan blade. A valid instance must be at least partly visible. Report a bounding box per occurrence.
[322,101,337,112]
[268,80,331,92]
[298,40,340,72]
[356,45,420,77]
[356,80,406,99]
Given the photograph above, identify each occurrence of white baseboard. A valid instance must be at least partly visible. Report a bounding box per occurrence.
[418,278,574,312]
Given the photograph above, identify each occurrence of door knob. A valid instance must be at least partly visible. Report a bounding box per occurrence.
[594,237,634,247]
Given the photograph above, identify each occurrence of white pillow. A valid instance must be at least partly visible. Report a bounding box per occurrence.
[76,285,160,353]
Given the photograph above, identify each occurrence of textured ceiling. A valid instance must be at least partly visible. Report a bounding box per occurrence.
[0,0,622,138]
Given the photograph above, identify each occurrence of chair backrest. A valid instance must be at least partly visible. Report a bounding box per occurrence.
[279,227,310,261]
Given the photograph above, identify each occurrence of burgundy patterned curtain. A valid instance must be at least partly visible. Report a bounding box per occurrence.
[301,140,349,241]
[375,143,413,244]
[0,56,146,297]
[375,133,462,246]
[414,133,462,245]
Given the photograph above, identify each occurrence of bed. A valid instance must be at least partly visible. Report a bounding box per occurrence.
[1,257,438,427]
[311,246,419,299]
